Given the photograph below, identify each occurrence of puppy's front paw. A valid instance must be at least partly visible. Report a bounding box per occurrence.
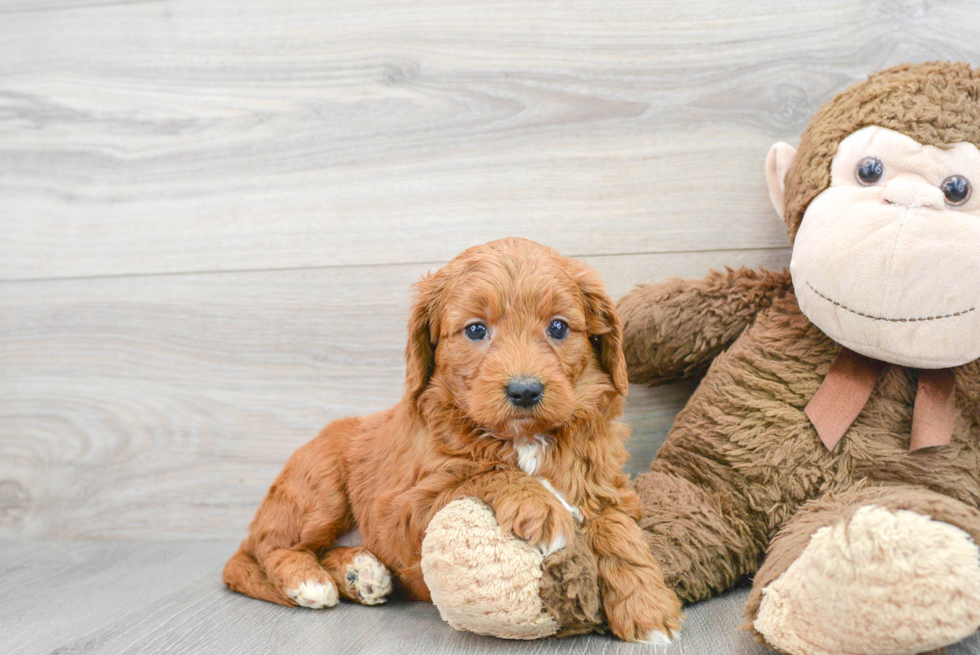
[604,568,683,643]
[493,491,575,555]
[287,579,339,609]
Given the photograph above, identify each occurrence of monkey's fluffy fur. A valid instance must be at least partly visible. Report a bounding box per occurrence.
[620,62,980,654]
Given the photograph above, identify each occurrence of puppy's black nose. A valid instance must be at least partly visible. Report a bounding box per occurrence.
[506,377,544,408]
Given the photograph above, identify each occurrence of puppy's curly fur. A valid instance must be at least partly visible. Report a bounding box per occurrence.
[223,238,681,641]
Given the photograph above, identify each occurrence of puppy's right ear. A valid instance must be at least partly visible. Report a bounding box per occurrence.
[571,260,629,397]
[404,272,442,408]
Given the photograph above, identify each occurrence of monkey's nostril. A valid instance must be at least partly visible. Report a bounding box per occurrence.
[881,178,945,210]
[505,377,544,408]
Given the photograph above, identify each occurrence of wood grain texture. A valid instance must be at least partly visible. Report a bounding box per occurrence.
[0,0,159,16]
[3,0,980,280]
[0,249,788,540]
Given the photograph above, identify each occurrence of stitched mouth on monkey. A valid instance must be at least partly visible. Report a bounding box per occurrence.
[792,200,980,367]
[804,281,976,325]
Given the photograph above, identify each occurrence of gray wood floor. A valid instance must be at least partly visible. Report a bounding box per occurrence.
[1,541,978,654]
[3,0,980,652]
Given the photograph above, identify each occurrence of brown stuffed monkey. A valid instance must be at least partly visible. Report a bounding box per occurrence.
[622,61,980,655]
[421,61,980,652]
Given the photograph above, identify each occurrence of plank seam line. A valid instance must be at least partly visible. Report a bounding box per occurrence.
[0,247,790,285]
[0,0,167,17]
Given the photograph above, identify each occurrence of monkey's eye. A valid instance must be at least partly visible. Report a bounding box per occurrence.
[856,157,884,186]
[547,319,569,340]
[941,175,972,206]
[464,323,488,341]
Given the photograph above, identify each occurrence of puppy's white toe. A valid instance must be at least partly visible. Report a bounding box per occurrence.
[642,630,677,645]
[537,532,568,557]
[347,552,393,605]
[288,580,339,609]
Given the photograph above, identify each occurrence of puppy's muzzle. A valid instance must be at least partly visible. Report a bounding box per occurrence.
[505,377,544,408]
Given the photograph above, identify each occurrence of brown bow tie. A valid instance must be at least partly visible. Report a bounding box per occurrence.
[805,347,957,453]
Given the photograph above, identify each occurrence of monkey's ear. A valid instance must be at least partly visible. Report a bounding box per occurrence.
[766,141,798,219]
[573,263,628,397]
[404,273,443,409]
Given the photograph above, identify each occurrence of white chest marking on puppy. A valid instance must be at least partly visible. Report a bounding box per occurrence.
[515,435,548,475]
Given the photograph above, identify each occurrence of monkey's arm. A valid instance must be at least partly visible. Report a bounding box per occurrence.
[632,458,767,603]
[618,267,791,385]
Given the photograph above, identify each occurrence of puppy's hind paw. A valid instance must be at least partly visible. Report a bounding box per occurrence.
[287,580,339,609]
[346,552,393,605]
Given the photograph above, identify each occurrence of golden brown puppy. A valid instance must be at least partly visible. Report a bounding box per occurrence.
[223,238,682,642]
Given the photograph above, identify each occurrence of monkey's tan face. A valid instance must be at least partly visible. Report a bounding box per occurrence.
[790,126,980,368]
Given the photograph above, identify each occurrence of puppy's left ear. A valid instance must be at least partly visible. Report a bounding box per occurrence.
[574,263,629,396]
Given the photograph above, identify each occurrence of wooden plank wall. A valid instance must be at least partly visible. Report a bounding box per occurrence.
[2,0,979,540]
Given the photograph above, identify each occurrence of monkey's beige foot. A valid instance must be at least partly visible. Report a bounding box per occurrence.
[754,505,980,655]
[421,497,559,639]
[421,497,602,640]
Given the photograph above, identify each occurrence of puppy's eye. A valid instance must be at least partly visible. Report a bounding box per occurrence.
[941,175,971,206]
[464,323,488,341]
[856,157,884,186]
[547,319,569,340]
